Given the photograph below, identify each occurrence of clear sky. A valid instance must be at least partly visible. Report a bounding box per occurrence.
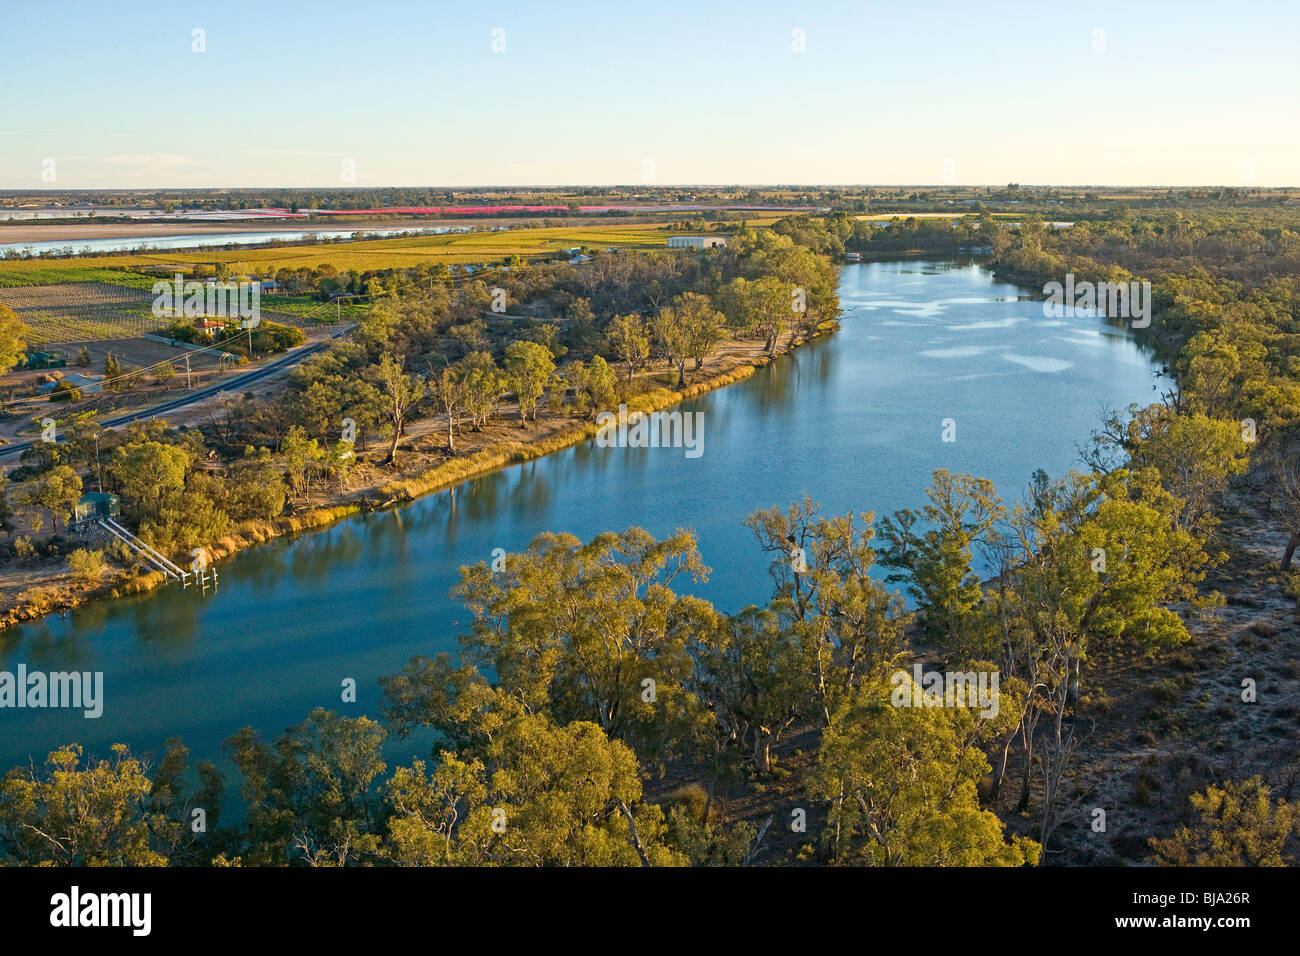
[1,0,1296,188]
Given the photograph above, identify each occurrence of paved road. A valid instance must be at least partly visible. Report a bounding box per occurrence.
[0,325,354,462]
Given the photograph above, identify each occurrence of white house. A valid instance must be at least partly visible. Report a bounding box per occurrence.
[666,235,727,249]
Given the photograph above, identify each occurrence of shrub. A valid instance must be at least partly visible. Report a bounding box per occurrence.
[666,783,711,823]
[16,586,55,615]
[1151,679,1182,705]
[1135,770,1161,806]
[248,321,305,355]
[164,320,200,344]
[49,380,81,402]
[68,548,105,584]
[1149,777,1300,866]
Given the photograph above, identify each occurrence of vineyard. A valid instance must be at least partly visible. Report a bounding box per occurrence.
[0,281,339,347]
[259,293,368,323]
[0,282,165,344]
[0,266,160,290]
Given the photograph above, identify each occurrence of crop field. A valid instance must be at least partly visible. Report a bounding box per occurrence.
[0,282,166,343]
[0,266,161,290]
[0,281,334,346]
[0,219,765,285]
[259,294,369,322]
[162,223,677,272]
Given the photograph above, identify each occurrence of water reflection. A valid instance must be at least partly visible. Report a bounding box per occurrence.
[0,260,1158,769]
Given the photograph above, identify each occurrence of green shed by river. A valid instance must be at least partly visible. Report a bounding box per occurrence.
[73,492,120,524]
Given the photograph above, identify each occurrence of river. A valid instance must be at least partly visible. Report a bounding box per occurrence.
[0,258,1157,771]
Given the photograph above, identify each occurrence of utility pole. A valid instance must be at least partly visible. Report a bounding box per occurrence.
[93,430,103,493]
[184,353,192,389]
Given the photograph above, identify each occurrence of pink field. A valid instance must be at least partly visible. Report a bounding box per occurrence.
[310,205,619,215]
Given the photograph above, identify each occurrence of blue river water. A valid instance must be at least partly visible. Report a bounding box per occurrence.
[0,259,1157,771]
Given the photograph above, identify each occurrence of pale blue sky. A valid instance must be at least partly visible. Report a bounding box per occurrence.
[1,0,1296,188]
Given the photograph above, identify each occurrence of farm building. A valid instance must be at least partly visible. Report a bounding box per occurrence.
[38,372,104,396]
[25,350,67,370]
[73,492,120,525]
[666,235,727,249]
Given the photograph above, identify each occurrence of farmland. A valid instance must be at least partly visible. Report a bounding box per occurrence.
[0,266,161,290]
[0,219,766,286]
[0,282,164,343]
[0,215,751,362]
[0,281,344,347]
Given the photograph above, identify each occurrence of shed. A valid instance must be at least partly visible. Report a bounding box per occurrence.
[38,372,103,395]
[73,492,120,524]
[26,350,67,370]
[666,235,727,250]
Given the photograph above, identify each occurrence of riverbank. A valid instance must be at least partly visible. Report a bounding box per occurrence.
[0,320,838,631]
[0,256,1166,780]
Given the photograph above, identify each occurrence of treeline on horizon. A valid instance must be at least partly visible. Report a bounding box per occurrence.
[3,199,1300,866]
[0,185,832,215]
[5,184,1293,220]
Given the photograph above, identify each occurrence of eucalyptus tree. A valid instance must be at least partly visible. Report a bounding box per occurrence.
[745,496,908,722]
[606,313,651,382]
[503,340,554,424]
[809,671,1039,866]
[370,353,425,465]
[451,526,715,766]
